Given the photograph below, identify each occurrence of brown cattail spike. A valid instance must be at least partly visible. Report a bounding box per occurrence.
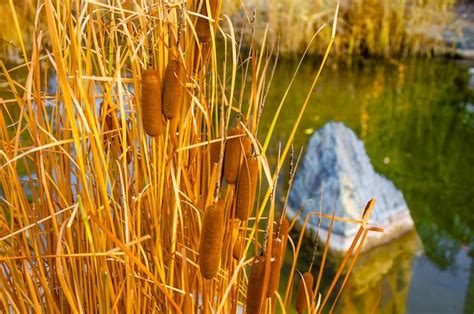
[141,69,164,136]
[243,136,252,155]
[295,272,314,314]
[235,156,258,221]
[198,201,225,279]
[232,239,243,261]
[209,140,221,165]
[162,58,185,120]
[266,238,283,297]
[195,0,219,42]
[246,255,267,314]
[223,127,245,184]
[280,218,290,238]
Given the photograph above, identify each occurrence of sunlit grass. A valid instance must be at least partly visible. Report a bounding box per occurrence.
[0,1,382,312]
[223,0,459,58]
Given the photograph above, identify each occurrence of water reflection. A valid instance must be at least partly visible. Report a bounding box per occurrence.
[334,230,420,314]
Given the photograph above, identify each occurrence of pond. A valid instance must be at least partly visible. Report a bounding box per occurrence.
[259,57,474,313]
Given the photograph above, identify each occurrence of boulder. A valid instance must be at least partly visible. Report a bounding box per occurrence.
[288,122,415,252]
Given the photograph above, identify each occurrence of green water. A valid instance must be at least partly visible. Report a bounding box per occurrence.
[259,58,474,313]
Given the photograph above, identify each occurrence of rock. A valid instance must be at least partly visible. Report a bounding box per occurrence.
[288,122,415,252]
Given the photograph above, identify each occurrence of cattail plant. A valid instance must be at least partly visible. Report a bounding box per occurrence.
[223,127,245,184]
[266,237,283,297]
[245,254,268,313]
[162,58,185,120]
[235,156,259,220]
[295,271,314,314]
[266,218,289,297]
[209,140,221,165]
[232,238,243,260]
[195,0,219,42]
[198,200,225,279]
[141,69,164,136]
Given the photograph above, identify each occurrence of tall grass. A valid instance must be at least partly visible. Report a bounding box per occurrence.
[0,0,382,312]
[224,0,459,57]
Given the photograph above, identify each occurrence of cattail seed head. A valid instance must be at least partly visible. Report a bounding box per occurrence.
[243,137,252,156]
[198,201,225,279]
[195,0,219,42]
[295,272,314,314]
[280,218,289,238]
[209,140,221,165]
[280,218,290,260]
[162,59,185,120]
[266,238,283,297]
[223,127,245,184]
[141,69,164,136]
[100,102,115,148]
[235,156,258,221]
[246,255,267,314]
[232,239,243,261]
[193,41,211,73]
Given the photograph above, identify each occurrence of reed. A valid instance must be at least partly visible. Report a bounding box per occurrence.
[198,201,225,279]
[141,69,164,136]
[162,58,185,120]
[235,156,259,221]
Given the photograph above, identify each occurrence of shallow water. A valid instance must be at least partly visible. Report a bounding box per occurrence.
[259,57,474,313]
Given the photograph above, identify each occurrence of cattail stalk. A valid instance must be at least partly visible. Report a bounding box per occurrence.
[162,58,185,120]
[198,201,225,279]
[235,156,258,221]
[141,69,164,136]
[295,272,314,314]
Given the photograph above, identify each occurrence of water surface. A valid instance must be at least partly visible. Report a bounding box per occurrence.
[259,57,474,313]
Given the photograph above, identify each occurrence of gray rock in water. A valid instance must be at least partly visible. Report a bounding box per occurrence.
[288,122,415,252]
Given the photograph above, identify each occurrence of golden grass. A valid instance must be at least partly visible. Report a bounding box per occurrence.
[0,0,385,313]
[223,0,458,58]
